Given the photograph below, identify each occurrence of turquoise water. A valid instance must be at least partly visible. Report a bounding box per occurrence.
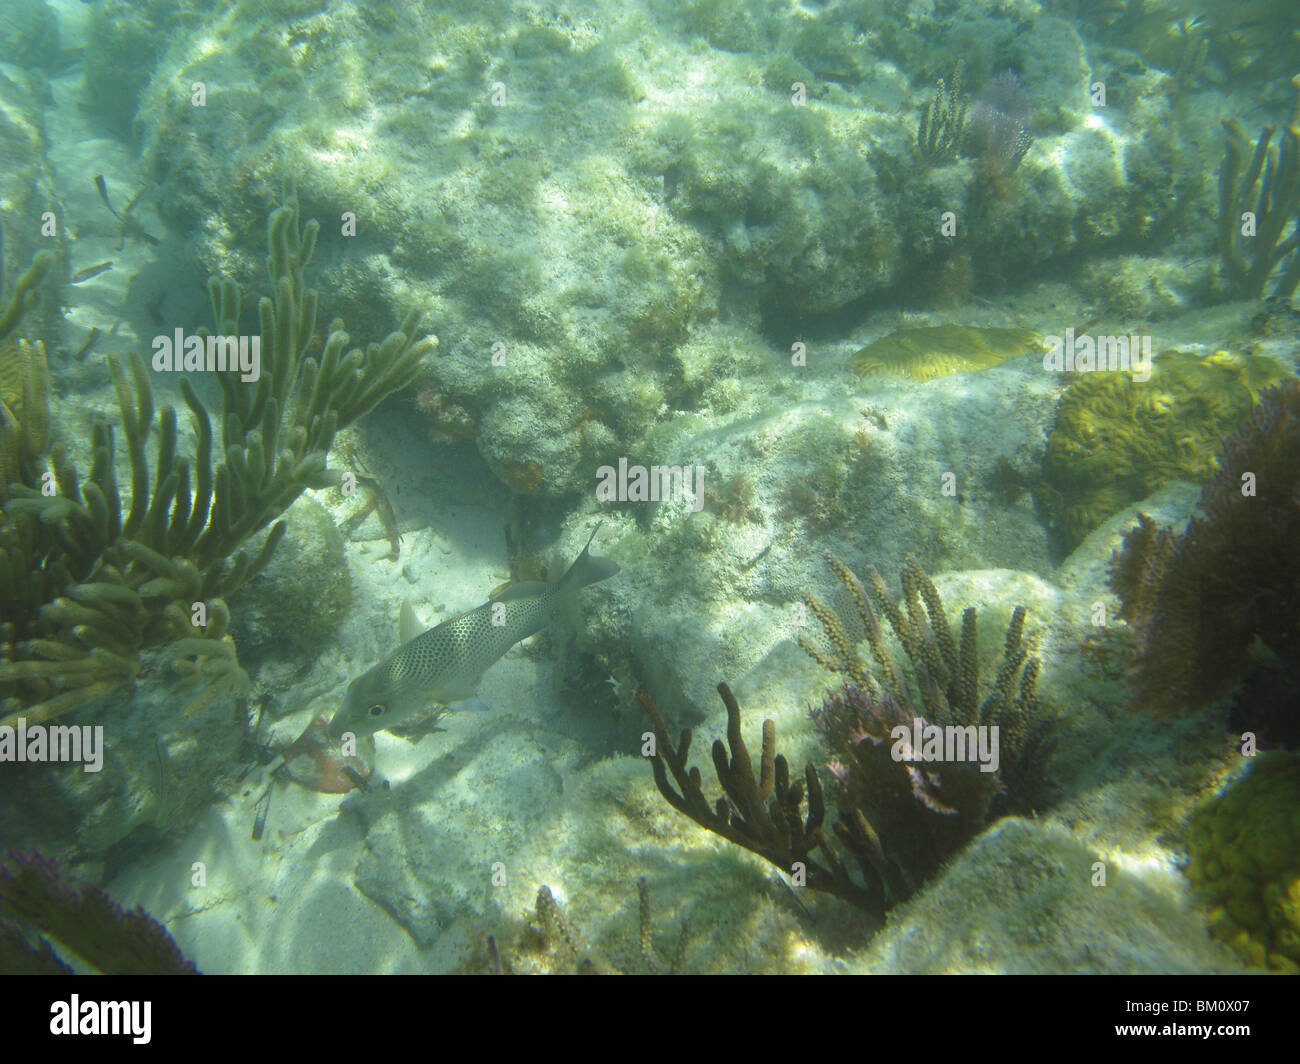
[0,0,1297,975]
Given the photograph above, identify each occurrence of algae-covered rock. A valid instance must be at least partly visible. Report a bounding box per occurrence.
[0,671,247,881]
[1038,349,1292,552]
[1184,752,1300,973]
[126,0,1202,498]
[0,0,59,71]
[864,817,1242,974]
[0,65,62,343]
[230,495,352,664]
[84,0,169,133]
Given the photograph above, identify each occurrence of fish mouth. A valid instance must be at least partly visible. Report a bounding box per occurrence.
[324,713,348,740]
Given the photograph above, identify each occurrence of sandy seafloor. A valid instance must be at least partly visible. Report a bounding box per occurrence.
[10,0,1293,973]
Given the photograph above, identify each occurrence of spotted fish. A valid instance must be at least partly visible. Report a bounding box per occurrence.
[327,527,618,739]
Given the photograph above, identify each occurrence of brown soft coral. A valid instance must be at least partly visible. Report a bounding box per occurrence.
[802,554,1050,907]
[1109,380,1300,716]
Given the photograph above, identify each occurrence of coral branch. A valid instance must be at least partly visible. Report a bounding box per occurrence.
[638,683,881,915]
[1110,380,1300,716]
[1218,79,1300,300]
[0,850,197,974]
[1,186,434,725]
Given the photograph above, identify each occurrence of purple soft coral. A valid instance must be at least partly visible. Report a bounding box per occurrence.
[968,71,1034,175]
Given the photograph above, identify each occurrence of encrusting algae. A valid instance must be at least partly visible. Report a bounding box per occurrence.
[0,188,434,728]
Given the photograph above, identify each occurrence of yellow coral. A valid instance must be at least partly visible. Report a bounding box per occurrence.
[1184,751,1300,972]
[1040,348,1292,551]
[852,324,1044,381]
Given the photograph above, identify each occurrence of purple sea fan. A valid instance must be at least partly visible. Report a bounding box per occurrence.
[968,70,1033,175]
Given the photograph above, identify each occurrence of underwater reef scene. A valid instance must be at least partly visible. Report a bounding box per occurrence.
[1,0,1299,981]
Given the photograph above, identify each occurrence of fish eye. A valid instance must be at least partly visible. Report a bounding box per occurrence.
[367,704,386,718]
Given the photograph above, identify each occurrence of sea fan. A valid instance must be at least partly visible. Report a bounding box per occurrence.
[968,71,1033,176]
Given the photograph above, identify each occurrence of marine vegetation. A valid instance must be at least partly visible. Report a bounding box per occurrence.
[637,681,882,916]
[1109,379,1300,719]
[851,323,1044,382]
[1183,752,1300,973]
[1097,2,1299,94]
[800,554,1048,907]
[916,69,967,164]
[0,226,55,347]
[966,71,1035,182]
[0,339,50,500]
[468,880,690,975]
[0,189,433,727]
[1039,348,1291,553]
[1218,80,1300,301]
[916,68,1032,181]
[0,225,55,493]
[638,554,1047,920]
[0,850,197,974]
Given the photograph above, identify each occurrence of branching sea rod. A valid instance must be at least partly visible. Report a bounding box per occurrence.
[0,186,434,726]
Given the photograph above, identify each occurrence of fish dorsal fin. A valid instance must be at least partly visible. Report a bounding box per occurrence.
[492,580,548,602]
[399,601,423,644]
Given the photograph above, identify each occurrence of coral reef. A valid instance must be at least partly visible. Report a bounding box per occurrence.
[637,553,1049,923]
[0,225,54,347]
[82,0,179,134]
[967,71,1034,180]
[410,368,478,445]
[916,69,968,164]
[1109,380,1300,717]
[127,0,1189,496]
[1040,348,1291,553]
[0,850,197,974]
[1183,752,1300,972]
[1218,81,1300,300]
[1098,1,1298,96]
[473,879,690,975]
[800,554,1048,905]
[852,324,1043,382]
[707,471,758,525]
[637,683,882,916]
[231,495,353,664]
[0,1,60,72]
[0,189,432,726]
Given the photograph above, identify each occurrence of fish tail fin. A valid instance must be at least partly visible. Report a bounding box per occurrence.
[557,522,619,595]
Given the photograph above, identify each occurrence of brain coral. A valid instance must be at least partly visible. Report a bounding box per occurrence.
[1039,348,1290,553]
[1184,752,1300,973]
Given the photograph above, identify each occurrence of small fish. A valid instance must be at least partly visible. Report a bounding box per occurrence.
[69,261,113,284]
[251,785,273,842]
[93,174,117,217]
[73,326,101,361]
[93,174,160,248]
[328,526,618,739]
